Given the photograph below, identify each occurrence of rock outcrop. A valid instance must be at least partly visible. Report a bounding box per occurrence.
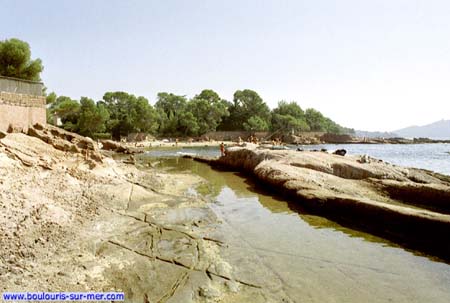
[201,146,450,259]
[100,139,135,153]
[320,133,354,143]
[27,123,103,163]
[1,129,267,302]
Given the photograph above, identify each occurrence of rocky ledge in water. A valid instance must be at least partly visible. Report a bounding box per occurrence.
[195,146,450,260]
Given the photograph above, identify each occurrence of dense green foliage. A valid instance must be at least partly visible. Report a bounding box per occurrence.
[271,101,310,133]
[188,90,229,134]
[154,90,230,137]
[219,89,271,131]
[48,96,80,132]
[0,38,43,81]
[47,95,109,136]
[103,92,158,139]
[47,88,353,139]
[78,97,110,137]
[155,93,193,136]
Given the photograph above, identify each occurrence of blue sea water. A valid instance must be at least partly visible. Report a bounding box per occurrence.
[300,143,450,175]
[145,143,450,175]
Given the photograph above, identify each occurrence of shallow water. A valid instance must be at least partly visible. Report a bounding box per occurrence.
[141,156,450,302]
[145,143,450,175]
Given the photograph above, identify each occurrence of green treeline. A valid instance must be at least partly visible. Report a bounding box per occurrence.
[47,89,354,140]
[0,38,353,139]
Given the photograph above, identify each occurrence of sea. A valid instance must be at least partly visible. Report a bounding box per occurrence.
[145,143,450,175]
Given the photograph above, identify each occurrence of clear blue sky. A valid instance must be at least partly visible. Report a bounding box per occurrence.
[2,0,450,131]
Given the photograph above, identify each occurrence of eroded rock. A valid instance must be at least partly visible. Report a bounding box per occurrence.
[26,124,103,164]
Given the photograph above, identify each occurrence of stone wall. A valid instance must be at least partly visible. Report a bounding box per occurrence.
[0,91,46,133]
[320,133,354,143]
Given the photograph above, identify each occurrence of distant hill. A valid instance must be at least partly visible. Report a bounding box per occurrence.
[394,119,450,139]
[354,130,398,138]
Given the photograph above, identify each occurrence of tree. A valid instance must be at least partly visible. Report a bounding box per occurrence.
[46,92,58,124]
[103,91,158,139]
[272,101,305,118]
[305,108,326,131]
[219,89,271,131]
[48,96,81,132]
[155,92,187,116]
[133,96,159,134]
[178,111,199,136]
[46,92,57,105]
[243,115,269,131]
[155,92,196,136]
[272,114,310,133]
[187,89,229,136]
[0,38,43,81]
[77,97,110,137]
[271,101,310,133]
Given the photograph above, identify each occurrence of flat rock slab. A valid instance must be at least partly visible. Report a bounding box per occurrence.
[202,147,450,259]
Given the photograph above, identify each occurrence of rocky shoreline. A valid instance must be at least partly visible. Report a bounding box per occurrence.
[291,133,450,145]
[1,126,450,301]
[192,146,450,261]
[0,127,289,302]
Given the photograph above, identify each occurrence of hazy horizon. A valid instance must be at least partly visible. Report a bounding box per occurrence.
[2,0,450,132]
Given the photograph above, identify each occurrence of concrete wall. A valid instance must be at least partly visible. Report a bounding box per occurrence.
[0,90,46,133]
[0,76,44,96]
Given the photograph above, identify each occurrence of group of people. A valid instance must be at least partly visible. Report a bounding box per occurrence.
[236,135,261,145]
[271,138,283,146]
[247,135,259,144]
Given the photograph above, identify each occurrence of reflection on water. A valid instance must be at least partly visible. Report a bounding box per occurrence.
[149,157,401,245]
[143,156,443,251]
[139,155,450,302]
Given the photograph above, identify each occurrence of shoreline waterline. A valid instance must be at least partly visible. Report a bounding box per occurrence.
[138,155,450,302]
[144,142,450,175]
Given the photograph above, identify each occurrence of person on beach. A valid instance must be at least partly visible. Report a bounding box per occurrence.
[220,142,225,156]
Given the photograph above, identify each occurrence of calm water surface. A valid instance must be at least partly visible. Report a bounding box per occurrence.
[140,154,450,303]
[145,143,450,175]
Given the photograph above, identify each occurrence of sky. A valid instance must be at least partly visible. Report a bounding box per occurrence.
[2,0,450,131]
